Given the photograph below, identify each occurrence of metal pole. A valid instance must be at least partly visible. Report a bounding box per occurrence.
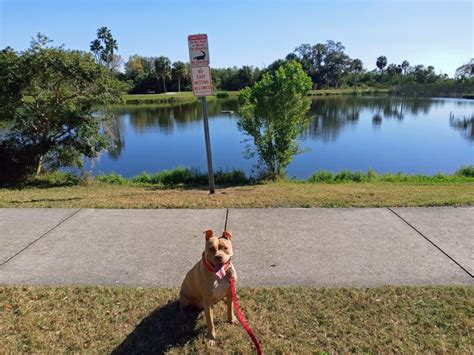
[201,96,215,194]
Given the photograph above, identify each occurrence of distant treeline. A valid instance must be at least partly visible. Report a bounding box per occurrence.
[118,40,474,96]
[7,28,471,96]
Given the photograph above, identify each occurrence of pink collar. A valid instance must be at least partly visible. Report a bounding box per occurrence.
[202,252,232,279]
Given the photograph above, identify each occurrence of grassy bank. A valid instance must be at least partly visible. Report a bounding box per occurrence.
[1,167,473,208]
[309,88,389,96]
[17,87,471,110]
[119,88,389,105]
[121,91,239,105]
[1,182,472,208]
[1,286,472,353]
[389,81,474,97]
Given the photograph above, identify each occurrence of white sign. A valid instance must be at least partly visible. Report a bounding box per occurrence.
[188,34,210,67]
[191,66,213,97]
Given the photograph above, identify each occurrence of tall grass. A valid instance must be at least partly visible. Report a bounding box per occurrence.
[308,166,474,183]
[96,167,249,186]
[18,165,474,188]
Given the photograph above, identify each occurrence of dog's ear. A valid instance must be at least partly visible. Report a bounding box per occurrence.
[222,230,232,240]
[204,229,214,240]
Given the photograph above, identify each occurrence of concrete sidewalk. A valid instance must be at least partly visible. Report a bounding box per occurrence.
[0,207,472,287]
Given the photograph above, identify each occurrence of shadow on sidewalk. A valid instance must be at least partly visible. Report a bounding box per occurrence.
[112,300,201,354]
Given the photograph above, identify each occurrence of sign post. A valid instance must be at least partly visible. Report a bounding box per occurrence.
[188,34,215,194]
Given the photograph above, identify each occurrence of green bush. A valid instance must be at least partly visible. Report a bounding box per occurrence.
[308,170,334,183]
[216,92,230,99]
[334,170,366,182]
[97,168,249,186]
[455,165,474,177]
[96,173,129,185]
[214,169,249,184]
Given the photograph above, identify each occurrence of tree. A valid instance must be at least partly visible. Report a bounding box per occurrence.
[238,65,255,88]
[386,63,402,76]
[455,59,474,79]
[376,56,387,72]
[351,59,364,73]
[0,37,124,183]
[154,56,171,93]
[30,32,53,50]
[401,60,410,75]
[172,61,189,92]
[125,54,146,81]
[292,41,351,88]
[90,27,118,72]
[238,61,312,179]
[413,64,427,82]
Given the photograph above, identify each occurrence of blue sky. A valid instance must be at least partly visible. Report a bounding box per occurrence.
[1,0,472,76]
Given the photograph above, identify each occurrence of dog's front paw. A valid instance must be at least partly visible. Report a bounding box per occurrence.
[207,332,217,346]
[226,267,235,279]
[228,315,238,324]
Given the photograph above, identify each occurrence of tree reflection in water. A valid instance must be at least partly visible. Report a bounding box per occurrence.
[303,96,440,141]
[449,113,474,142]
[102,97,471,165]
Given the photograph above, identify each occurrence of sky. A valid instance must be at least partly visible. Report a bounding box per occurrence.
[0,0,472,77]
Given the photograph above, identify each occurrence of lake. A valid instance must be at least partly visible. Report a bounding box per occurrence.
[93,96,473,178]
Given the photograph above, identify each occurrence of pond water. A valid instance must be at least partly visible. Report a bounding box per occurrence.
[92,96,473,178]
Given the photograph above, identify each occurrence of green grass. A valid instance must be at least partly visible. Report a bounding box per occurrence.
[96,167,249,187]
[1,167,473,208]
[28,166,474,188]
[117,89,387,105]
[121,91,239,105]
[1,180,473,208]
[308,167,474,183]
[1,286,472,353]
[309,88,389,96]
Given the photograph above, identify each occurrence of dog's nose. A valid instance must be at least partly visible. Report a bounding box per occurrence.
[216,255,223,261]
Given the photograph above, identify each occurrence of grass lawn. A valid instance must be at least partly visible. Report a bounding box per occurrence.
[309,88,389,96]
[119,88,388,105]
[121,91,239,105]
[1,180,473,208]
[1,286,472,353]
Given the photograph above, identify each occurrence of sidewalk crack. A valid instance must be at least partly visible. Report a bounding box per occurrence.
[387,207,472,278]
[0,208,83,267]
[224,208,229,231]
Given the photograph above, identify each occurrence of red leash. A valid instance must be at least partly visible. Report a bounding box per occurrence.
[229,277,262,354]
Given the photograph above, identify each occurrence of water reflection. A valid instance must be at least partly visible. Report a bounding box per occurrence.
[113,99,239,135]
[303,96,444,140]
[104,117,126,160]
[95,96,472,177]
[449,113,474,142]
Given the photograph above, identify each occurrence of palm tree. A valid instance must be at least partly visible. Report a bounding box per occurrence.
[172,61,189,92]
[90,27,118,72]
[401,60,410,75]
[351,58,364,73]
[154,56,172,93]
[455,59,474,79]
[376,56,387,72]
[90,39,103,64]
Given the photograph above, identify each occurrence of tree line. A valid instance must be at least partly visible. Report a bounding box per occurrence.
[88,27,472,94]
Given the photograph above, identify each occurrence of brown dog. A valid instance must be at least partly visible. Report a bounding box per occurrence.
[179,229,237,345]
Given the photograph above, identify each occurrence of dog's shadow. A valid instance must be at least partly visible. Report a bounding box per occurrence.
[112,300,202,354]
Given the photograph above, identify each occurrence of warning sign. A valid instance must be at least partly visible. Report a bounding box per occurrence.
[188,34,210,67]
[191,66,212,97]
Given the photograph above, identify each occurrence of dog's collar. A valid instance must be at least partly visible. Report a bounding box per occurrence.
[202,252,232,274]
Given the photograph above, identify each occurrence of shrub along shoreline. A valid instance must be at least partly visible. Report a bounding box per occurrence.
[18,165,474,188]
